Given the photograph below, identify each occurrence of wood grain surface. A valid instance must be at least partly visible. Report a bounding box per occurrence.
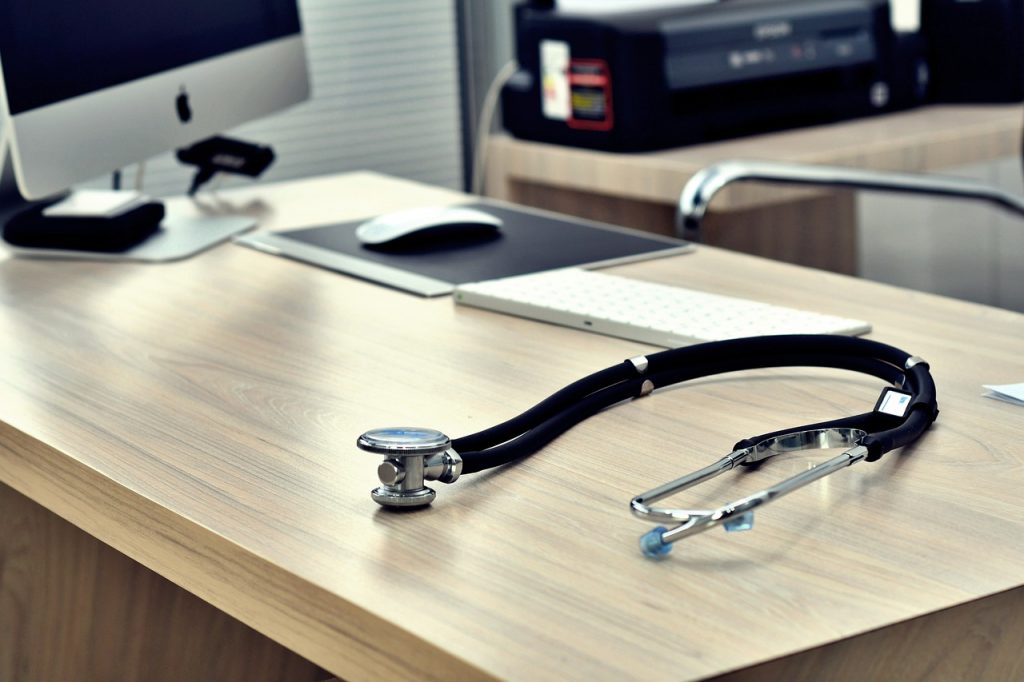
[1,172,1022,681]
[0,482,327,681]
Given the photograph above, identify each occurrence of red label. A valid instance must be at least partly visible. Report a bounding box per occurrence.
[567,59,613,131]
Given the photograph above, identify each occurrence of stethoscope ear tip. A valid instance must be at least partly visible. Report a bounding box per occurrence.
[723,511,755,533]
[639,526,673,559]
[640,511,758,557]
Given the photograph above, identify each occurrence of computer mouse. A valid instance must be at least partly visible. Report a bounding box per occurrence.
[355,205,503,250]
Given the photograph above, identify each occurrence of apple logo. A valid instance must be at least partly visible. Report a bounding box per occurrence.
[176,87,192,123]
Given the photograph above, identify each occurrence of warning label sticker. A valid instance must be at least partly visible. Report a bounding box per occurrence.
[568,59,613,131]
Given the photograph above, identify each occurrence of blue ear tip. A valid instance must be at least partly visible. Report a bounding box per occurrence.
[723,511,754,533]
[639,526,672,558]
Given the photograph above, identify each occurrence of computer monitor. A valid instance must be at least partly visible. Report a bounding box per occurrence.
[0,0,310,260]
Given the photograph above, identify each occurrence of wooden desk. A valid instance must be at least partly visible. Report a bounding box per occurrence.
[485,104,1024,275]
[1,172,1023,681]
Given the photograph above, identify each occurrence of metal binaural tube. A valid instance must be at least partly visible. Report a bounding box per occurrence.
[638,445,870,558]
[630,449,750,523]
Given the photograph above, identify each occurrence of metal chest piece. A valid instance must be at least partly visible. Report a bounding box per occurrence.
[357,427,463,508]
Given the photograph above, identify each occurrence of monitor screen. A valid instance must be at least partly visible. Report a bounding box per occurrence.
[0,1,301,116]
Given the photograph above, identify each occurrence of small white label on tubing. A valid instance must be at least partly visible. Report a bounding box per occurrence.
[877,389,912,417]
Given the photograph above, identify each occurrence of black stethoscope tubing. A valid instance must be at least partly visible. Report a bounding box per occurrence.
[454,335,938,475]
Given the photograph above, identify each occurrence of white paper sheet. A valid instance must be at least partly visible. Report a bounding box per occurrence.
[983,383,1024,407]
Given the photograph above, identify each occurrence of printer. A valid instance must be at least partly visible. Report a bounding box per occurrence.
[501,0,927,151]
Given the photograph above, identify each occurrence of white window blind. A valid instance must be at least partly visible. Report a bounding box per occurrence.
[105,0,465,197]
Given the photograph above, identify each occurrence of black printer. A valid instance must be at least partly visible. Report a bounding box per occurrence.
[501,0,927,151]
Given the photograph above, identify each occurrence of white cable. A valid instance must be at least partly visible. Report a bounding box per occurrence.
[134,162,146,192]
[471,60,518,196]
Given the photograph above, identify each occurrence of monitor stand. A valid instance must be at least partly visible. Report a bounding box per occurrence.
[0,129,254,263]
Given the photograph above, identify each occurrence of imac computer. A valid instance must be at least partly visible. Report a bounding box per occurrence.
[0,0,310,260]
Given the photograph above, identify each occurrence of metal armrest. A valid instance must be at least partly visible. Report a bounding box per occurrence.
[676,159,1024,241]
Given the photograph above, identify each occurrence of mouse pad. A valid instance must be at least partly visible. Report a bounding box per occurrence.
[236,201,692,296]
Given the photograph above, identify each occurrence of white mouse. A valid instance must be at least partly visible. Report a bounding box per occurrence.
[355,205,503,249]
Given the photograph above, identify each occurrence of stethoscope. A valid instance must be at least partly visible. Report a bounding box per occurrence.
[357,335,938,558]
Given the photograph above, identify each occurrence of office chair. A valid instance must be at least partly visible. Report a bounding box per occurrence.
[677,160,1024,243]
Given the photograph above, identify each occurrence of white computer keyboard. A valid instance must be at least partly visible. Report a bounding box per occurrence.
[454,268,871,347]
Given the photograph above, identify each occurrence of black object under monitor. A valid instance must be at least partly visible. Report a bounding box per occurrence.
[3,200,165,252]
[235,202,693,296]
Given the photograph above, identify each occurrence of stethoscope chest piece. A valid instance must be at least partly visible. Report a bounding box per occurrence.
[357,427,463,508]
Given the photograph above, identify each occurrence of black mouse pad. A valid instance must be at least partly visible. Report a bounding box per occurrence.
[236,201,692,296]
